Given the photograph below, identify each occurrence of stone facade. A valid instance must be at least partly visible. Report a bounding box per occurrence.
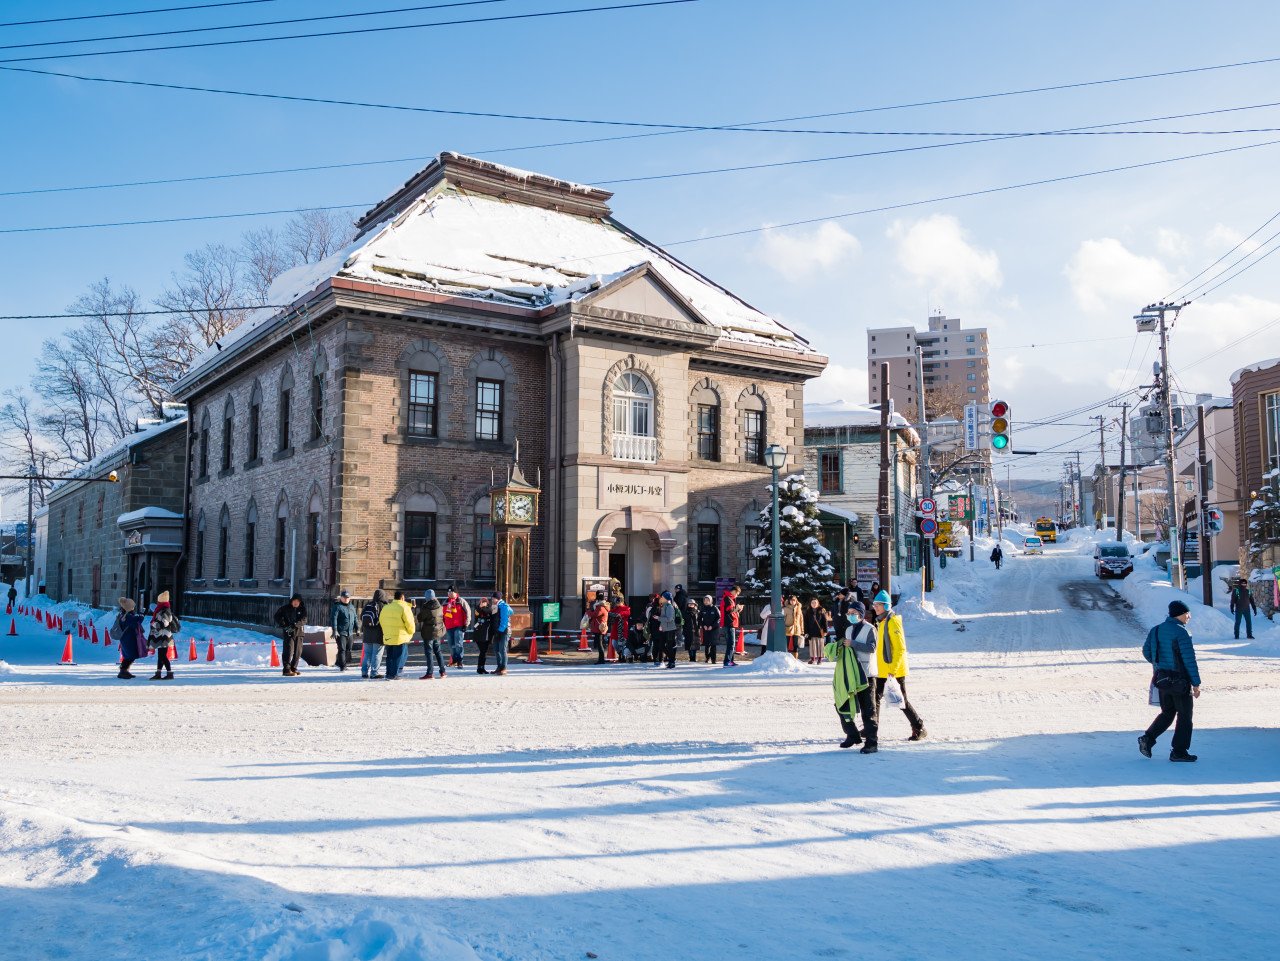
[171,153,827,627]
[43,418,186,607]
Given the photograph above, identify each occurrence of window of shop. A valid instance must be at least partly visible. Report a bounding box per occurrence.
[404,512,437,580]
[819,448,842,493]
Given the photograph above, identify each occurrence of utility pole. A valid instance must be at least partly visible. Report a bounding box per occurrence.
[968,475,976,562]
[1113,402,1130,542]
[1196,404,1213,607]
[1091,414,1107,529]
[25,465,34,597]
[1074,451,1084,530]
[876,361,892,595]
[914,346,933,593]
[1137,301,1188,590]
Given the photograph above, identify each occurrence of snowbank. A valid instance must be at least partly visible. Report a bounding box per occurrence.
[746,651,812,675]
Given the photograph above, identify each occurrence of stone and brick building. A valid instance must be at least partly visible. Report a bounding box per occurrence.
[1231,357,1280,578]
[42,412,187,608]
[171,152,826,625]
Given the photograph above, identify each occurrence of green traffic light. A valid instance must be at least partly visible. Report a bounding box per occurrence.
[992,434,1009,449]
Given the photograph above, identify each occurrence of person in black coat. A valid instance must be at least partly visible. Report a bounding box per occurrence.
[273,593,308,677]
[112,597,146,680]
[472,597,495,674]
[698,595,721,664]
[1229,578,1257,640]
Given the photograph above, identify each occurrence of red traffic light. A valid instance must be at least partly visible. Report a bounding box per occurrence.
[989,400,1009,417]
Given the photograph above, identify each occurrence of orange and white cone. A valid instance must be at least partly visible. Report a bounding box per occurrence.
[188,638,198,661]
[6,617,16,636]
[736,629,746,656]
[167,640,176,661]
[102,628,112,648]
[59,631,74,665]
[91,623,100,644]
[269,639,281,668]
[206,638,216,662]
[578,629,589,651]
[527,633,540,664]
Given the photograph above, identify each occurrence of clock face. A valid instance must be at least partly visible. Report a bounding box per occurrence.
[491,497,507,522]
[510,493,535,522]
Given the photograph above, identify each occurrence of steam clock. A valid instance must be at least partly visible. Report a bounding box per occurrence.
[489,457,541,637]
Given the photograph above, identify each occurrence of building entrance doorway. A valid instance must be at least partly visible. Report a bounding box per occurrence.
[607,553,626,595]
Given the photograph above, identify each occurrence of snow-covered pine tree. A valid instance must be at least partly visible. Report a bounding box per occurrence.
[744,472,838,596]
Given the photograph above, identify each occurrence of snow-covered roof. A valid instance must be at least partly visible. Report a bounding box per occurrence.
[1230,357,1280,385]
[819,504,861,525]
[47,415,187,499]
[805,400,912,429]
[117,507,183,526]
[179,153,817,387]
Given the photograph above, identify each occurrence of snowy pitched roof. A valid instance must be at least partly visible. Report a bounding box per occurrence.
[47,415,187,500]
[179,153,817,387]
[1230,357,1280,385]
[804,400,912,429]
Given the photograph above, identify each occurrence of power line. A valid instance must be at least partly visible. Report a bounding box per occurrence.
[1163,206,1280,300]
[0,306,289,320]
[5,137,1278,236]
[0,1,516,51]
[11,100,1280,200]
[0,0,703,64]
[0,1,284,28]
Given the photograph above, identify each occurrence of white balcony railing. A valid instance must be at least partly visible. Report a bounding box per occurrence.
[612,432,658,463]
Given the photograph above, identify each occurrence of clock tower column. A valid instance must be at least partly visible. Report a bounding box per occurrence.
[489,457,541,639]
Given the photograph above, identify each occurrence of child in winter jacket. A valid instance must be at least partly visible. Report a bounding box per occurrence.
[148,591,181,681]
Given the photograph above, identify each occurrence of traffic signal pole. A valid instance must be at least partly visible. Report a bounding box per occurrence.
[915,347,934,594]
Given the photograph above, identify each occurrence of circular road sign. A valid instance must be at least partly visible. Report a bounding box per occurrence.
[919,498,937,514]
[920,517,939,537]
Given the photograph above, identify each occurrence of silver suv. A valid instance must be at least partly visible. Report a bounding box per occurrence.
[1094,543,1133,579]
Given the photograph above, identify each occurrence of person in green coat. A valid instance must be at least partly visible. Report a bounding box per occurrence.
[824,600,879,754]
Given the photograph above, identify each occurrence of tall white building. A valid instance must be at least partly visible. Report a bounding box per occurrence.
[867,312,990,416]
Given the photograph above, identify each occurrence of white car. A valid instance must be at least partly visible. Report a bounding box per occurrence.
[1023,536,1044,555]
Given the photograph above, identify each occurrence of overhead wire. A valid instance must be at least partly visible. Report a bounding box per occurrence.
[0,0,704,64]
[0,1,518,50]
[0,0,285,28]
[8,135,1280,236]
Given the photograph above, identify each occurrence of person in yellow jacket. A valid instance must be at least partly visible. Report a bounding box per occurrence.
[871,590,927,741]
[378,589,417,680]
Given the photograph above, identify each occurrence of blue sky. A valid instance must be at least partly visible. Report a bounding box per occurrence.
[3,0,1280,488]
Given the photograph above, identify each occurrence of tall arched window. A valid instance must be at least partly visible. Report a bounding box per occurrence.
[278,367,294,453]
[473,495,495,581]
[244,500,258,579]
[220,397,235,473]
[692,506,721,584]
[274,495,289,580]
[198,409,210,479]
[247,382,263,464]
[306,491,322,580]
[612,371,656,462]
[194,510,206,580]
[741,391,766,466]
[217,505,230,580]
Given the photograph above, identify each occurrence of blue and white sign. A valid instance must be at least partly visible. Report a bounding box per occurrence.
[964,403,978,450]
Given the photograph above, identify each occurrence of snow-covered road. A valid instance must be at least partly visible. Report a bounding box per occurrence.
[3,535,1279,960]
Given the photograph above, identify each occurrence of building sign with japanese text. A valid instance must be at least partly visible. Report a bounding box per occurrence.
[598,469,668,510]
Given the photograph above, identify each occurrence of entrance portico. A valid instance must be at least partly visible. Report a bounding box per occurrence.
[593,507,677,600]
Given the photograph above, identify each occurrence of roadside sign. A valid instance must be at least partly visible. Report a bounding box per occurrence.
[934,533,951,548]
[919,497,937,515]
[920,517,939,537]
[540,601,561,623]
[963,403,978,450]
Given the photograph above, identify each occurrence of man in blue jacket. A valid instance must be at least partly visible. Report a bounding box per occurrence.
[1139,599,1203,762]
[491,591,513,676]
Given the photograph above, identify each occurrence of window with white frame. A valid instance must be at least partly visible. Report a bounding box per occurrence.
[612,371,656,461]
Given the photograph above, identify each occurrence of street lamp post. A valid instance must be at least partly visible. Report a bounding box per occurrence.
[764,443,787,653]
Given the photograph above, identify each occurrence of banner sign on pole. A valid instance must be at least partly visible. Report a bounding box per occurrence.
[964,403,978,450]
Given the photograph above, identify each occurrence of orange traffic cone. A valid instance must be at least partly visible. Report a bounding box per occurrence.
[59,631,74,665]
[269,639,281,668]
[6,617,16,636]
[57,615,64,632]
[527,633,540,663]
[188,638,198,661]
[606,635,618,662]
[578,629,589,651]
[735,629,746,656]
[206,638,216,662]
[91,623,99,644]
[102,628,112,648]
[167,640,176,660]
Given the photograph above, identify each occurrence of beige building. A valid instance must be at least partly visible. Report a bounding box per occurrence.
[867,313,989,416]
[170,153,826,626]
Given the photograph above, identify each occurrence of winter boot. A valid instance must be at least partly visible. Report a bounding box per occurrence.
[1137,734,1154,758]
[150,672,163,680]
[839,719,862,749]
[116,670,131,680]
[1170,751,1198,762]
[859,741,879,755]
[907,723,928,742]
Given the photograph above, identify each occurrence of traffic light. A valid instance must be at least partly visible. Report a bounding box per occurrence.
[989,399,1010,451]
[1205,507,1224,534]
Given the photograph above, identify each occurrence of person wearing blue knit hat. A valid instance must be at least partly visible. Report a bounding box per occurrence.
[871,590,927,741]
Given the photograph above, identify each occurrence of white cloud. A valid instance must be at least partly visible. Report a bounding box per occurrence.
[888,214,1002,302]
[1064,238,1174,313]
[1155,228,1190,259]
[753,221,861,282]
[1204,223,1260,254]
[807,362,869,405]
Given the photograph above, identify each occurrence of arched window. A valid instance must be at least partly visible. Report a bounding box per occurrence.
[740,391,766,465]
[693,385,720,462]
[306,490,323,580]
[473,495,495,581]
[473,359,506,442]
[692,506,721,584]
[220,397,235,473]
[612,371,655,462]
[247,382,263,464]
[244,501,258,579]
[278,366,294,453]
[198,409,210,479]
[402,492,438,581]
[309,354,327,443]
[274,495,289,580]
[194,510,206,580]
[406,349,442,438]
[217,505,231,580]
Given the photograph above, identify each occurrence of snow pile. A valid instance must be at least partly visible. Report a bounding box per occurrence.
[746,651,811,675]
[247,910,483,961]
[0,661,13,674]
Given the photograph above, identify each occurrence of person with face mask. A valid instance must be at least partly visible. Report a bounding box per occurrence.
[825,601,879,754]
